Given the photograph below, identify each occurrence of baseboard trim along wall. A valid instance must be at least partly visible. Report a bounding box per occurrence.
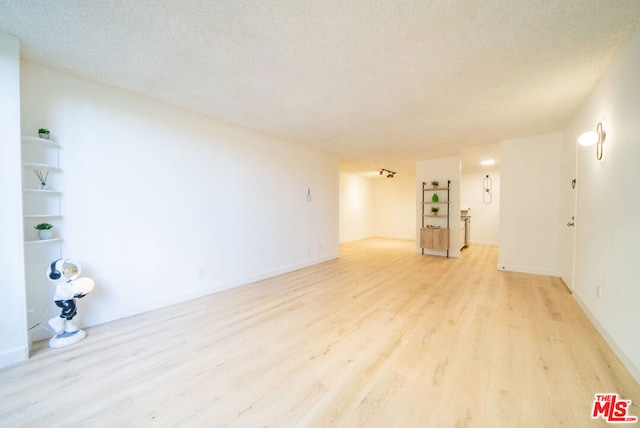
[0,345,28,370]
[470,241,498,246]
[496,264,560,277]
[573,293,640,384]
[82,253,339,330]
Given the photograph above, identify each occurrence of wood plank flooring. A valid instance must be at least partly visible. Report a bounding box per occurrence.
[1,239,638,427]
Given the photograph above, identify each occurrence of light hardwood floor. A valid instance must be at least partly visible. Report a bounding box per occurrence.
[1,239,638,427]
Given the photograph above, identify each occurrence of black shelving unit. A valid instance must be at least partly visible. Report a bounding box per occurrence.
[421,179,451,257]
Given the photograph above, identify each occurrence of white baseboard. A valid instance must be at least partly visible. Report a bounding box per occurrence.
[0,345,28,370]
[470,241,498,246]
[573,293,640,384]
[339,235,374,244]
[81,254,339,330]
[496,263,559,277]
[374,233,415,241]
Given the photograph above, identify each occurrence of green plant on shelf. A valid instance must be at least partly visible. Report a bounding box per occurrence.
[431,180,439,187]
[38,128,50,139]
[34,223,54,230]
[430,206,440,215]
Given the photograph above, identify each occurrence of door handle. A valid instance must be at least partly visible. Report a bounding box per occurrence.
[567,222,575,227]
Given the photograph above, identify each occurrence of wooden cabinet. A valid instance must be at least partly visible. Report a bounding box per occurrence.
[420,227,450,252]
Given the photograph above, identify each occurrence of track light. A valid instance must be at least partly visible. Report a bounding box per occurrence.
[380,168,396,178]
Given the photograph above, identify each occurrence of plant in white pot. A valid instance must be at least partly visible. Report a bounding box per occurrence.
[38,128,50,139]
[34,223,54,240]
[430,206,440,216]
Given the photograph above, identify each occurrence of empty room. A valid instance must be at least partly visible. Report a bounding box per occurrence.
[1,1,639,426]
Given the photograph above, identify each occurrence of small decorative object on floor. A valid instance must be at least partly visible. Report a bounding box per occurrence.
[34,223,54,240]
[33,169,49,189]
[38,128,50,139]
[47,258,95,348]
[432,193,439,202]
[431,180,439,188]
[431,206,440,215]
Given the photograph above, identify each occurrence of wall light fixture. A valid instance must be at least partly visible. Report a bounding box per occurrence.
[380,168,396,178]
[578,122,606,160]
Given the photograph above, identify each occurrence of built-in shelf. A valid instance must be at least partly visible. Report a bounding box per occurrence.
[24,238,62,245]
[423,187,451,191]
[24,214,63,219]
[22,189,61,194]
[22,136,61,147]
[23,162,62,172]
[22,134,64,342]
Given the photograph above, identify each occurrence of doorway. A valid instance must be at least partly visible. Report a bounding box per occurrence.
[460,144,501,251]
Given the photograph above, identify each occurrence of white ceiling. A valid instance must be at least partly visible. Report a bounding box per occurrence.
[1,1,639,175]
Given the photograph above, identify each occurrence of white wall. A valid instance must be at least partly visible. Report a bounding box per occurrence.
[0,32,29,368]
[374,172,417,240]
[416,156,461,257]
[339,173,375,243]
[339,171,416,243]
[499,133,562,276]
[461,169,500,245]
[562,27,640,382]
[19,62,339,337]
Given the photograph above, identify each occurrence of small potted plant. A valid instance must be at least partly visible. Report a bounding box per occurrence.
[34,223,54,240]
[431,180,439,188]
[38,128,50,139]
[430,206,440,216]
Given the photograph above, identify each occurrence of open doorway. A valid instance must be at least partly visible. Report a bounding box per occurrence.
[460,143,501,252]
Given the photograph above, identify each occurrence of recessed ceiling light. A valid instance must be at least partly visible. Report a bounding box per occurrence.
[480,159,495,166]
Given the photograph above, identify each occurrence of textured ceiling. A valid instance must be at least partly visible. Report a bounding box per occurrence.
[1,1,640,175]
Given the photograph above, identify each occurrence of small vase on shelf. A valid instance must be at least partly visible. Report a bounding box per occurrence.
[38,229,52,240]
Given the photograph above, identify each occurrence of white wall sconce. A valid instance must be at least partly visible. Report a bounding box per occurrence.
[578,122,606,160]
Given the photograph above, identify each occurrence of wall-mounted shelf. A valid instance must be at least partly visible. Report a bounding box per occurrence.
[22,189,62,194]
[23,162,62,172]
[21,135,61,147]
[24,238,63,245]
[24,214,63,219]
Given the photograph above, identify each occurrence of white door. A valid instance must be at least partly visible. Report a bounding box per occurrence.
[559,143,577,290]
